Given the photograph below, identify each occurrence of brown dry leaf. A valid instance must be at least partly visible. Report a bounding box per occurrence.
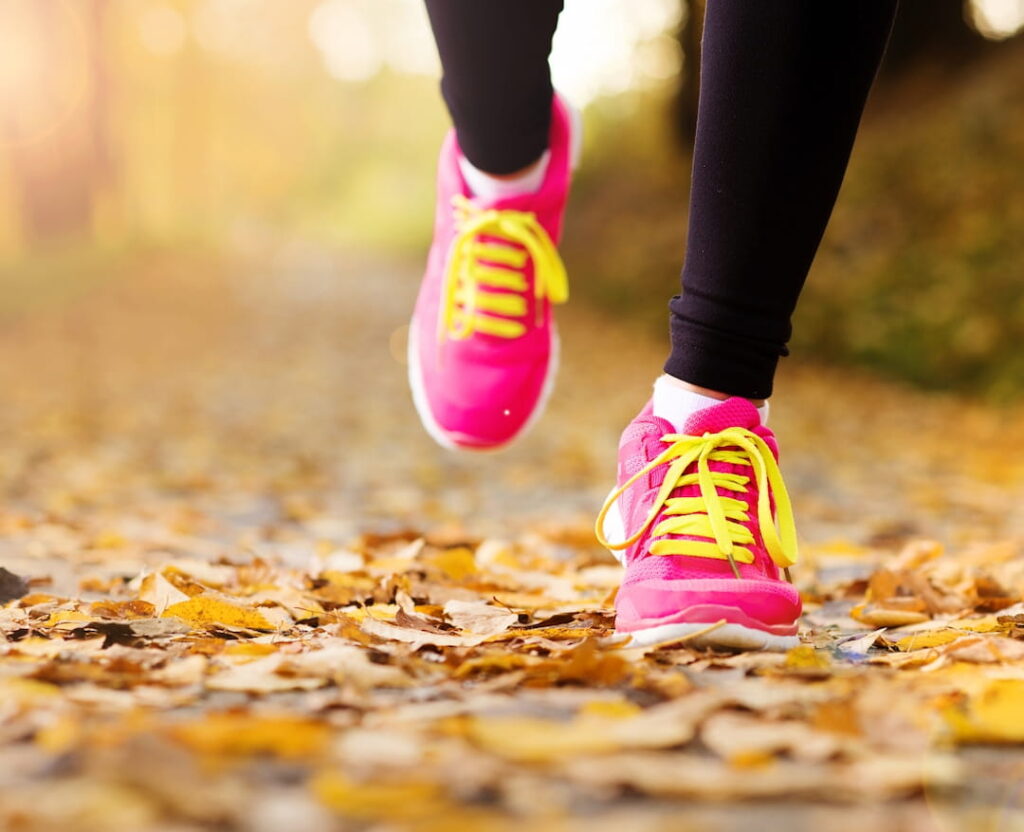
[4,251,1024,826]
[457,692,723,762]
[836,628,885,654]
[0,567,30,604]
[940,635,1024,664]
[563,749,960,800]
[700,711,845,764]
[452,653,534,680]
[137,572,190,616]
[88,600,157,620]
[442,599,518,636]
[520,638,632,686]
[359,616,488,648]
[284,644,413,690]
[151,654,209,686]
[206,656,326,693]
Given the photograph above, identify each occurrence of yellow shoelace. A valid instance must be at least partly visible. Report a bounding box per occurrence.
[439,195,568,342]
[594,427,799,579]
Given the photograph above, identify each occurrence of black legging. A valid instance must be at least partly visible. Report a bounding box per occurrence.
[424,0,898,399]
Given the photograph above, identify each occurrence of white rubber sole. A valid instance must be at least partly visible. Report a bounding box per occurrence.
[407,317,561,453]
[621,620,800,652]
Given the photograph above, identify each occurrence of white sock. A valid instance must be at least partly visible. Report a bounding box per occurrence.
[458,150,550,201]
[652,375,769,433]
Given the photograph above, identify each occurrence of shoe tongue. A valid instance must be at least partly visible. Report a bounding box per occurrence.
[682,397,761,436]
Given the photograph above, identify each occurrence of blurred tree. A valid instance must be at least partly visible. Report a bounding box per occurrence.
[87,0,116,214]
[881,0,992,74]
[672,0,1011,148]
[4,0,111,243]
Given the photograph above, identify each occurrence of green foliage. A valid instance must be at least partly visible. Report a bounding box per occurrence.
[795,47,1024,399]
[564,47,1024,399]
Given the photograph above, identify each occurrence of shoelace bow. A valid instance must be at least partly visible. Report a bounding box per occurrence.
[595,427,799,579]
[439,194,568,342]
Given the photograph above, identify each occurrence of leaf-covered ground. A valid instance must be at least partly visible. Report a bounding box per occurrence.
[1,249,1023,831]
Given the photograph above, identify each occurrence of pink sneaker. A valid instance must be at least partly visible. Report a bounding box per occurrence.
[408,95,580,451]
[596,397,802,651]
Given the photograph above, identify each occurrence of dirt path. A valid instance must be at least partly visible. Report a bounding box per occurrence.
[0,246,1022,830]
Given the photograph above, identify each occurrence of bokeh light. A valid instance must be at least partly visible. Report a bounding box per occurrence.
[137,2,187,58]
[0,0,90,145]
[305,0,682,105]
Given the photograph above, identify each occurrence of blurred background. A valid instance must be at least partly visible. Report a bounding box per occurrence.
[3,6,1024,824]
[0,0,1022,396]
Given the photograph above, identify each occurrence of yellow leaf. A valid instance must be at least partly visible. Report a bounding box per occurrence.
[580,699,643,719]
[452,653,531,679]
[944,680,1024,743]
[320,571,375,591]
[0,678,60,705]
[949,615,1001,633]
[489,591,567,609]
[475,539,521,570]
[459,715,623,761]
[43,609,93,628]
[312,772,446,820]
[137,571,190,615]
[223,642,278,658]
[35,714,81,754]
[170,713,329,758]
[895,629,962,651]
[421,547,477,581]
[162,596,272,630]
[850,603,930,628]
[343,604,398,623]
[91,530,126,549]
[364,556,416,575]
[486,626,597,642]
[16,593,60,608]
[784,645,831,670]
[728,750,777,769]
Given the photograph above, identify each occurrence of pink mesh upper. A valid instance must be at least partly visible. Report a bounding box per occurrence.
[409,95,575,449]
[613,397,801,631]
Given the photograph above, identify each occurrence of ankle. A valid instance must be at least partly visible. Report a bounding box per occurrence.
[653,375,770,431]
[458,151,550,200]
[658,374,766,408]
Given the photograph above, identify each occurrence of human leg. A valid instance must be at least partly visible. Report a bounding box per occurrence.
[600,0,897,649]
[411,1,577,451]
[424,0,563,176]
[667,0,898,400]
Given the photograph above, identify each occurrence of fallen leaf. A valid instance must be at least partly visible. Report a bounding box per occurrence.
[944,680,1024,742]
[162,596,273,631]
[701,711,845,763]
[169,712,330,758]
[312,772,447,820]
[457,692,722,762]
[0,567,29,604]
[443,599,517,636]
[359,616,487,648]
[137,571,193,616]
